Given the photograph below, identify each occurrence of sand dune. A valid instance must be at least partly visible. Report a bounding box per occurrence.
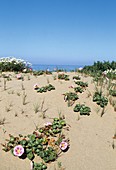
[0,72,116,170]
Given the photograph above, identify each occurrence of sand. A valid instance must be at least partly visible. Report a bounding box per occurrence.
[0,71,116,170]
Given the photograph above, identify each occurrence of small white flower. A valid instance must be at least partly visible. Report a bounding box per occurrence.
[44,122,52,126]
[78,67,83,71]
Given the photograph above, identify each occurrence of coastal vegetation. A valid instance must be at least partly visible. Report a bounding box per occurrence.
[2,117,69,170]
[79,61,116,79]
[0,57,116,169]
[34,84,55,93]
[74,104,91,116]
[58,73,70,81]
[0,57,32,72]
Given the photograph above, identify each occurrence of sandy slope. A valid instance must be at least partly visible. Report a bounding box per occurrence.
[0,72,116,170]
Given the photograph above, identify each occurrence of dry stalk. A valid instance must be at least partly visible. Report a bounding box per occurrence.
[3,78,6,90]
[22,91,27,105]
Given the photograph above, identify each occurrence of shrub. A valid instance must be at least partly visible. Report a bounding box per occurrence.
[0,57,32,72]
[79,61,116,79]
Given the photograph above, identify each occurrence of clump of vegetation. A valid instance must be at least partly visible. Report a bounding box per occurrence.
[75,81,88,88]
[0,57,32,72]
[33,162,47,170]
[93,92,108,108]
[73,76,81,80]
[33,102,40,113]
[106,70,116,80]
[39,117,66,136]
[74,104,91,116]
[33,99,48,119]
[74,86,84,93]
[79,61,116,79]
[93,76,104,86]
[58,74,69,81]
[33,70,45,76]
[36,84,55,93]
[38,99,48,119]
[63,92,79,106]
[2,117,69,169]
[93,76,101,83]
[33,70,52,76]
[2,74,12,81]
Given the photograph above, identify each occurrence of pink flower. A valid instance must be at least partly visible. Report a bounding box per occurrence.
[30,68,32,71]
[16,74,22,79]
[33,83,39,89]
[13,145,24,157]
[59,141,68,151]
[44,122,52,126]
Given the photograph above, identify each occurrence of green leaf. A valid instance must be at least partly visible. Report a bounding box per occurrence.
[28,134,36,142]
[10,136,15,142]
[27,152,34,160]
[20,140,27,146]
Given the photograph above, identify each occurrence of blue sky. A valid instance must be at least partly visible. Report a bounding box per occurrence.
[0,0,116,65]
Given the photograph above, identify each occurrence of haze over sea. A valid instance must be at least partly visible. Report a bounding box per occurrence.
[32,64,85,72]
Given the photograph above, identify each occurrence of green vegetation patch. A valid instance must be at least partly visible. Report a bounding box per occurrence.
[33,162,47,170]
[58,73,69,81]
[63,92,79,107]
[93,92,108,108]
[2,117,69,169]
[75,81,88,88]
[79,61,116,79]
[0,57,32,72]
[74,104,91,116]
[73,76,81,80]
[39,118,66,136]
[74,86,84,93]
[33,70,52,76]
[37,84,55,93]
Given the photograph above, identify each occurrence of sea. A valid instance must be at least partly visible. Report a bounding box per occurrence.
[32,64,85,72]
